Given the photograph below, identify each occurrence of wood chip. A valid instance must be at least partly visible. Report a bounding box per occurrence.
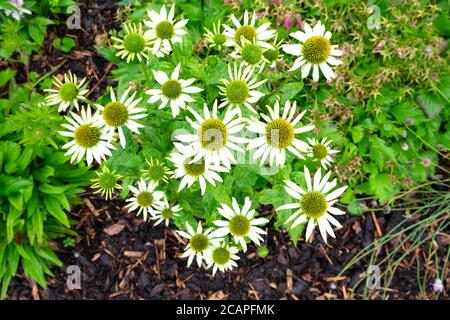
[208,290,227,300]
[91,252,101,262]
[286,268,293,293]
[103,223,125,236]
[123,251,144,258]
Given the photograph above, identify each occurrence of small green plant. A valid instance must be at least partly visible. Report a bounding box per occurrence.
[0,77,93,298]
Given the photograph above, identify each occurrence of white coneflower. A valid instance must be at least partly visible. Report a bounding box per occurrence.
[218,63,266,114]
[223,10,275,49]
[168,143,227,195]
[177,222,217,267]
[45,71,88,112]
[125,179,164,221]
[90,166,122,200]
[59,107,114,165]
[3,0,31,21]
[264,34,284,68]
[146,63,203,118]
[277,166,348,243]
[205,242,239,276]
[247,100,314,167]
[282,20,343,81]
[306,137,338,169]
[175,100,247,169]
[96,87,146,148]
[229,38,269,72]
[204,20,231,49]
[112,22,153,63]
[151,196,181,227]
[141,157,172,183]
[212,197,268,252]
[143,4,188,57]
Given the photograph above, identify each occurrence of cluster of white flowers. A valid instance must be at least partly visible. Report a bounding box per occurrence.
[47,5,348,276]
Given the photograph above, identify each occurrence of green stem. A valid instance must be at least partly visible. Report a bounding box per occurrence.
[141,61,151,86]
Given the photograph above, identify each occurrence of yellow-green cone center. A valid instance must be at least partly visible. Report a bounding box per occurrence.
[213,33,226,45]
[300,191,328,219]
[156,21,174,39]
[161,208,173,219]
[190,234,209,253]
[136,191,153,207]
[265,118,294,148]
[229,215,251,237]
[226,80,249,104]
[235,25,257,45]
[98,173,116,190]
[102,102,129,127]
[145,164,165,181]
[302,35,331,64]
[241,43,262,65]
[183,158,205,177]
[199,118,227,151]
[312,143,328,160]
[162,80,182,100]
[74,124,101,148]
[58,82,79,102]
[123,33,145,53]
[212,247,230,265]
[264,48,279,61]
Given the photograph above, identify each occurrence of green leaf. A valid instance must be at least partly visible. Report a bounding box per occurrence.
[416,90,444,119]
[43,195,70,227]
[368,174,396,203]
[281,82,304,102]
[39,183,67,194]
[0,68,16,87]
[350,125,364,143]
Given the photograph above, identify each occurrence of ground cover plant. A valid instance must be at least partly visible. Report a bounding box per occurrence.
[0,0,449,300]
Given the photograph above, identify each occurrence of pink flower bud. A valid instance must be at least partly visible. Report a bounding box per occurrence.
[284,14,293,30]
[295,14,303,30]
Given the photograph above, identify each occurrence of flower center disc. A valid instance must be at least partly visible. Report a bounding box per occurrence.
[58,83,79,102]
[302,35,331,64]
[136,191,153,207]
[312,143,328,160]
[235,25,257,45]
[161,208,173,219]
[300,191,328,219]
[264,48,279,61]
[103,102,129,127]
[146,165,165,181]
[156,21,174,39]
[98,173,116,189]
[162,80,182,100]
[265,118,294,148]
[226,80,249,104]
[229,215,251,237]
[183,158,206,177]
[214,33,226,45]
[190,234,209,252]
[241,44,262,65]
[212,247,231,265]
[123,33,145,53]
[199,118,228,151]
[74,124,101,148]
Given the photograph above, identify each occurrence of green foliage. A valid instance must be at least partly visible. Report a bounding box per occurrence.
[0,78,92,298]
[0,0,77,63]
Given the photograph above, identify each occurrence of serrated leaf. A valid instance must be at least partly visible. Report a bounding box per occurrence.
[416,90,444,119]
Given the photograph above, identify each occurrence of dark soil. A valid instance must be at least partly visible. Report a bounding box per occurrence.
[7,194,449,300]
[4,0,449,300]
